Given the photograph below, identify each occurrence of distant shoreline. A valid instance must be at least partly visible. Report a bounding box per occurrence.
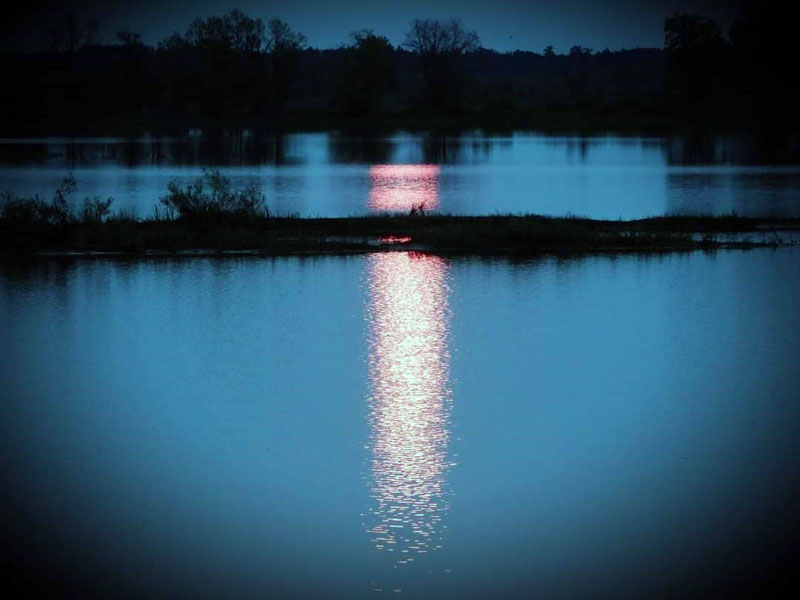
[2,215,798,259]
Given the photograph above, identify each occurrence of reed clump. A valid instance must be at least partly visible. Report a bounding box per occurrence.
[158,170,269,224]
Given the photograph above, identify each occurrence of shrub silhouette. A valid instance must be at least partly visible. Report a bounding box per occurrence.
[0,174,113,226]
[159,170,269,223]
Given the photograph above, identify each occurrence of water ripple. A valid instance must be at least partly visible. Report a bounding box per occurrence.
[365,252,453,566]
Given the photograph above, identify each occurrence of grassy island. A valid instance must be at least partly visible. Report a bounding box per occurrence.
[2,173,798,258]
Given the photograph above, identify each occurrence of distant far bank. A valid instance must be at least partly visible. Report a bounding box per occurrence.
[4,6,797,137]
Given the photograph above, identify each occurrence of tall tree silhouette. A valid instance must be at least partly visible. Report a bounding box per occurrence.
[568,45,592,105]
[403,18,479,112]
[43,11,98,53]
[664,13,728,110]
[729,0,799,124]
[266,19,307,113]
[116,30,147,114]
[334,29,396,116]
[155,10,274,118]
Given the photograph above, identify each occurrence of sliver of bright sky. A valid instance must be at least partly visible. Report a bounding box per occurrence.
[7,0,740,53]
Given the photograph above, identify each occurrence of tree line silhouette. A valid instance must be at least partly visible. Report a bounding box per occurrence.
[0,1,796,134]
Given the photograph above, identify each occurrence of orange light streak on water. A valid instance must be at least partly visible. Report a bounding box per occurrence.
[365,251,452,565]
[368,164,440,213]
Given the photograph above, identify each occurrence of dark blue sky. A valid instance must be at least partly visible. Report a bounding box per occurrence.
[7,0,741,53]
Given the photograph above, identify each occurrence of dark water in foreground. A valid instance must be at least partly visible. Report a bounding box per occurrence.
[1,131,800,218]
[2,248,800,598]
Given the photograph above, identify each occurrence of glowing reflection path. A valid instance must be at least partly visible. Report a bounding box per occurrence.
[369,164,440,213]
[365,252,453,567]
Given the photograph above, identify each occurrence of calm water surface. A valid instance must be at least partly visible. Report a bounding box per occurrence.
[1,131,799,218]
[2,248,800,598]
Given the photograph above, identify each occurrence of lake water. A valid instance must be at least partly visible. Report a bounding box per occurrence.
[1,131,800,218]
[2,248,800,598]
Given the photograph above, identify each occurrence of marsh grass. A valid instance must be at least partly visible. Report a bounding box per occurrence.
[0,175,114,227]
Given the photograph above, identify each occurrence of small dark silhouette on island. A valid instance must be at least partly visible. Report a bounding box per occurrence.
[1,0,797,135]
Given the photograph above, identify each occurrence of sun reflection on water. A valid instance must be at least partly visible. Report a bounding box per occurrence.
[368,164,440,213]
[365,251,453,566]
